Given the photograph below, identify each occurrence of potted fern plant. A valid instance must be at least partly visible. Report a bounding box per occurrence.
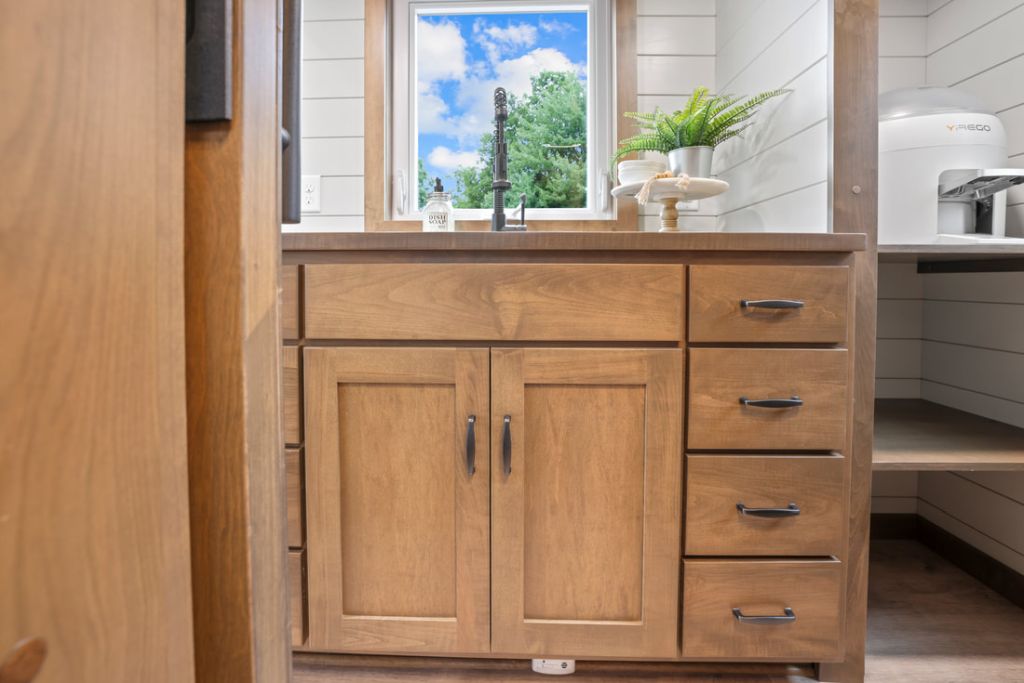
[612,87,789,180]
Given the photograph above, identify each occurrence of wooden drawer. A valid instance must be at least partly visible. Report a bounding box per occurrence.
[289,549,308,647]
[283,346,300,446]
[689,265,848,343]
[688,348,849,451]
[682,559,842,660]
[685,454,844,556]
[304,264,685,341]
[286,447,304,549]
[281,264,300,340]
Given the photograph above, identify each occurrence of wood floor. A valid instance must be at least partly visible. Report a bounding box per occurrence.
[294,540,1024,682]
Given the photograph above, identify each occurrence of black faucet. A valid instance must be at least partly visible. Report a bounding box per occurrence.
[492,87,526,231]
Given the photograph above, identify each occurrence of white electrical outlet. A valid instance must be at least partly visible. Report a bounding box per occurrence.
[301,175,321,213]
[531,659,575,675]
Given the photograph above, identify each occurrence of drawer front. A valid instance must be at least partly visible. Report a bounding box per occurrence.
[283,346,301,446]
[281,264,300,340]
[689,265,848,343]
[688,348,849,451]
[682,559,842,660]
[290,549,308,647]
[304,264,685,341]
[685,454,844,556]
[286,448,304,549]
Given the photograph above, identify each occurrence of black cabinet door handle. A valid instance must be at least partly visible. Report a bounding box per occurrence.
[465,415,476,477]
[739,396,803,409]
[736,502,801,518]
[733,607,796,624]
[502,415,512,477]
[740,299,805,309]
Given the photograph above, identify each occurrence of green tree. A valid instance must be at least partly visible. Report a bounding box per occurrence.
[451,70,587,209]
[417,158,432,209]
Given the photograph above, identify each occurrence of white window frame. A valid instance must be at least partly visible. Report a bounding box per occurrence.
[390,0,615,222]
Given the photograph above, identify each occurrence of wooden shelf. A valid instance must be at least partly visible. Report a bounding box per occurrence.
[873,399,1024,471]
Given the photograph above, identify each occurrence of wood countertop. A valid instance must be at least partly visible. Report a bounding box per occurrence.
[282,231,867,253]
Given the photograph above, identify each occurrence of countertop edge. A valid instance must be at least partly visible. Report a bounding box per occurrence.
[281,231,868,253]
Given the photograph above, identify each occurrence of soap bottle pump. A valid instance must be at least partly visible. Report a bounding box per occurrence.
[423,177,454,232]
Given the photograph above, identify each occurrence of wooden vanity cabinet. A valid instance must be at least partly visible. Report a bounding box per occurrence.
[284,232,865,671]
[304,347,491,654]
[490,348,683,658]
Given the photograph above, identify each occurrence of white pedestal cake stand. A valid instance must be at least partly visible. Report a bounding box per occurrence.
[611,177,729,232]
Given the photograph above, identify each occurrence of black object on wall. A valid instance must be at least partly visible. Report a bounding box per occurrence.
[281,0,302,224]
[185,0,233,122]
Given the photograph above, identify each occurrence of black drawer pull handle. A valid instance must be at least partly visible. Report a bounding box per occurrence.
[739,396,803,409]
[733,607,796,624]
[502,415,512,477]
[740,299,805,309]
[737,502,801,518]
[465,415,476,477]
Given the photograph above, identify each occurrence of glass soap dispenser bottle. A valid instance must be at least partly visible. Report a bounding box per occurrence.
[423,177,454,232]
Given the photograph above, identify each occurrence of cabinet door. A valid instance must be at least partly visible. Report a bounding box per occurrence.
[491,348,683,658]
[305,347,490,654]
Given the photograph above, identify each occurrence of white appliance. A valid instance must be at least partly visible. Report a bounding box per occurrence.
[878,87,1024,245]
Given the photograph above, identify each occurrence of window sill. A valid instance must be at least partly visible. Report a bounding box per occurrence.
[367,216,637,232]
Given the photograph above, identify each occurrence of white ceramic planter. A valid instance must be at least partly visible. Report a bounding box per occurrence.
[668,146,713,178]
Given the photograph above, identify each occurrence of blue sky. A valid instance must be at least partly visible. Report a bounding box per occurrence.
[416,10,588,203]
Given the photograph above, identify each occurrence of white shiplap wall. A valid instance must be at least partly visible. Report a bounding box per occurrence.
[635,0,717,231]
[291,0,366,232]
[711,0,830,232]
[917,271,1024,573]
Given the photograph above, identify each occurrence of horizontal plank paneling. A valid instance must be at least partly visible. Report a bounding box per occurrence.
[636,56,715,94]
[919,501,1024,574]
[303,20,364,59]
[302,98,364,138]
[301,59,364,98]
[301,138,364,176]
[638,0,715,14]
[923,271,1024,304]
[926,0,1024,54]
[879,57,926,93]
[319,177,365,216]
[304,0,364,21]
[922,341,1024,404]
[637,17,715,55]
[716,182,828,233]
[920,380,1024,429]
[923,301,1024,353]
[878,299,924,339]
[876,378,922,399]
[876,339,921,378]
[715,0,819,90]
[880,0,928,17]
[919,472,1024,554]
[879,17,927,56]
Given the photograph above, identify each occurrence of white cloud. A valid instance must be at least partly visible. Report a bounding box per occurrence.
[418,83,451,134]
[474,20,538,64]
[417,19,467,83]
[539,18,576,35]
[427,145,482,171]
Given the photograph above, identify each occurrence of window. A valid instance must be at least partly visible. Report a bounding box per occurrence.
[390,0,615,222]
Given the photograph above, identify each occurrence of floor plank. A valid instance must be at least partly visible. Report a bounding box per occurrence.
[865,540,1024,682]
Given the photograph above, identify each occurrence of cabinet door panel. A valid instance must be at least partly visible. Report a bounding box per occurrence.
[491,348,683,658]
[305,347,489,654]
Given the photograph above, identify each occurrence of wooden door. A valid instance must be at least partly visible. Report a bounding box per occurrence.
[0,0,195,680]
[491,348,683,659]
[305,347,490,654]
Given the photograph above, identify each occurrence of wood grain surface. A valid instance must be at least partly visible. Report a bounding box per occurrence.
[688,349,849,452]
[0,0,196,680]
[304,264,685,341]
[682,560,843,661]
[490,348,683,659]
[689,265,849,343]
[685,454,845,557]
[305,348,491,654]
